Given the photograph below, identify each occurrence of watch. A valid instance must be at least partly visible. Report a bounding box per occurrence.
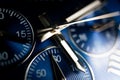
[0,0,120,80]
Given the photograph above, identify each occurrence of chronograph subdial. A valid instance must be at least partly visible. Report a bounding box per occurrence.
[0,8,35,68]
[25,46,94,80]
[69,18,118,56]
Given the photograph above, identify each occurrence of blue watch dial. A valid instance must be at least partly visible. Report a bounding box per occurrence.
[0,8,34,67]
[25,46,94,80]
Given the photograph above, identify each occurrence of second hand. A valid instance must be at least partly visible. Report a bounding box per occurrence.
[41,11,120,42]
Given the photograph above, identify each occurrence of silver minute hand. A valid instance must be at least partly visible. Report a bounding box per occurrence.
[41,11,120,42]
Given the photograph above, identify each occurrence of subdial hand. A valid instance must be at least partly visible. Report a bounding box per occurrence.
[0,30,28,43]
[50,54,66,80]
[92,20,115,32]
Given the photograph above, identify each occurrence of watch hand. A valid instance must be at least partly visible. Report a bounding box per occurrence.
[66,0,102,22]
[0,30,27,43]
[50,54,66,80]
[38,0,102,38]
[92,20,115,32]
[52,34,85,72]
[41,11,120,42]
[58,11,120,31]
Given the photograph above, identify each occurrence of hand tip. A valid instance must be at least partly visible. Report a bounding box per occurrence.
[76,62,86,72]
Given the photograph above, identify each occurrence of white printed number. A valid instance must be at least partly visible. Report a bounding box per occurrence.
[0,52,8,60]
[16,30,26,38]
[53,55,61,63]
[36,69,46,78]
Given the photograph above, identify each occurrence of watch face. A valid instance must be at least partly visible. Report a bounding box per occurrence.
[0,0,120,80]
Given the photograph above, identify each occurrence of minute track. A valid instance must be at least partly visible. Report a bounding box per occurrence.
[0,8,35,68]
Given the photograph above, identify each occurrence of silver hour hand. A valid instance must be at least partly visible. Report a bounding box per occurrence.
[50,54,66,80]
